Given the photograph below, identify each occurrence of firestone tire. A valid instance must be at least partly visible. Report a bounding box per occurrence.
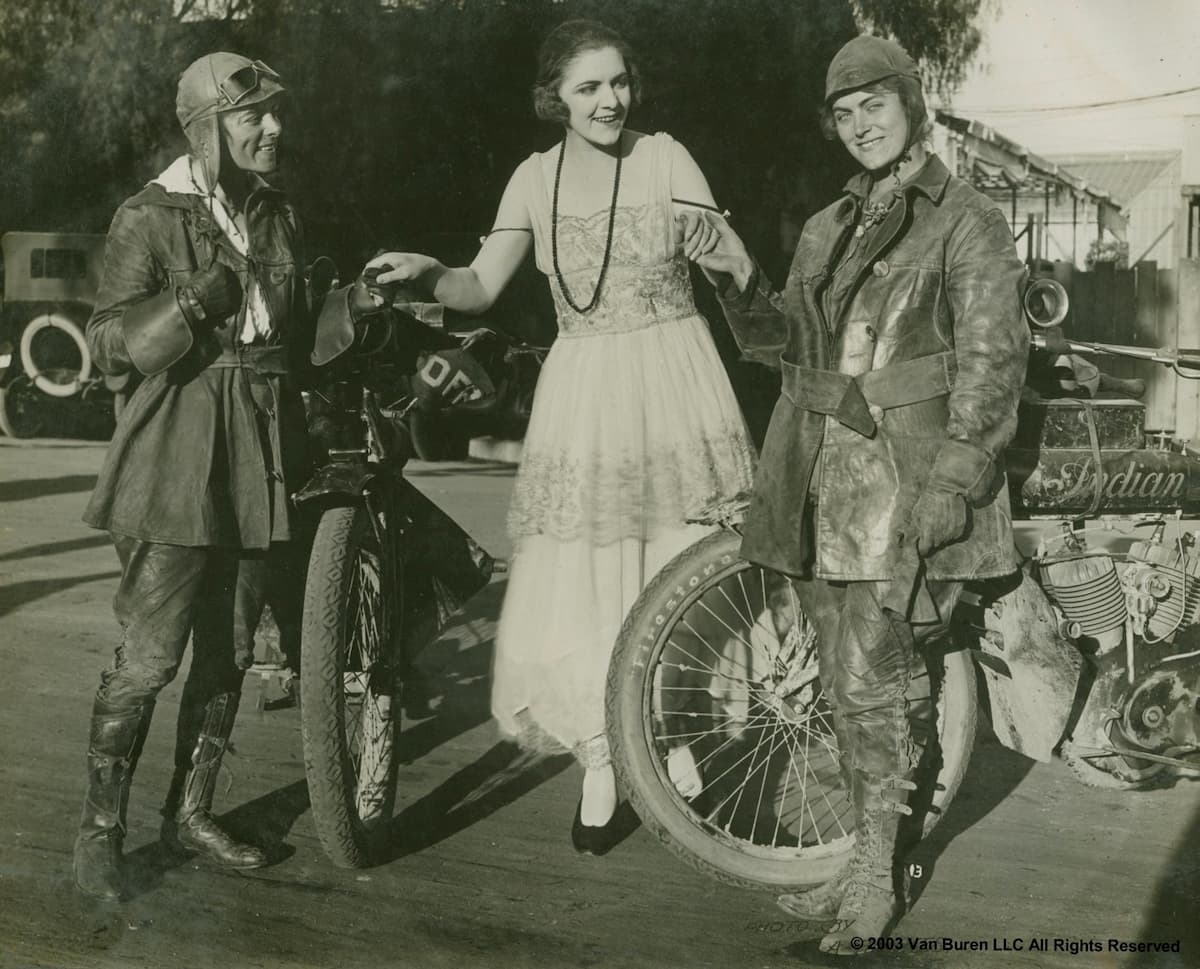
[301,504,402,868]
[606,528,977,892]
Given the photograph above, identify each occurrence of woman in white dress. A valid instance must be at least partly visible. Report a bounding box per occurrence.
[368,19,755,853]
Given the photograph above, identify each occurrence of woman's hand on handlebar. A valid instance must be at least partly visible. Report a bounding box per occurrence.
[364,252,442,289]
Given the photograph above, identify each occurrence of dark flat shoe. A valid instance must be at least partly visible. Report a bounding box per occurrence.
[571,800,624,857]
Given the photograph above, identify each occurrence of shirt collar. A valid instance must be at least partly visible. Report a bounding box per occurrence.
[151,155,270,207]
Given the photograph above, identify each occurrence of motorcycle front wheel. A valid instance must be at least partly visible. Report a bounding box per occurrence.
[301,503,402,867]
[607,528,977,892]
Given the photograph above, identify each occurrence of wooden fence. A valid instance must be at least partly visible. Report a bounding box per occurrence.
[1052,258,1200,438]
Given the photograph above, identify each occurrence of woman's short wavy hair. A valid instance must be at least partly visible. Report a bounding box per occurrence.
[532,19,642,125]
[818,74,930,147]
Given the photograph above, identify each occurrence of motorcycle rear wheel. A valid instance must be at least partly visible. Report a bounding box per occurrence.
[301,504,402,867]
[606,528,977,892]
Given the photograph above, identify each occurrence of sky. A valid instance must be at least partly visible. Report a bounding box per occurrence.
[945,0,1200,156]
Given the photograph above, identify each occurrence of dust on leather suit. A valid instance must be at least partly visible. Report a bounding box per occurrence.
[716,35,1029,950]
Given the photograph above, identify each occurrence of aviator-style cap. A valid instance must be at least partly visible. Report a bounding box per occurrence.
[175,52,285,191]
[825,35,919,105]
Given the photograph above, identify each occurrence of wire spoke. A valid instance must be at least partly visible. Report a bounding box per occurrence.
[674,619,755,677]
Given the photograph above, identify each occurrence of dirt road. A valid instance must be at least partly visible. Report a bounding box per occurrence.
[0,439,1195,969]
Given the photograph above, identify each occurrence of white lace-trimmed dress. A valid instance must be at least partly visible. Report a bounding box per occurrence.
[491,131,756,766]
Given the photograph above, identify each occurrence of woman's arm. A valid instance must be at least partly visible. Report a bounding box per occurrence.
[86,204,235,378]
[667,138,781,365]
[669,140,755,292]
[942,205,1031,476]
[368,164,534,315]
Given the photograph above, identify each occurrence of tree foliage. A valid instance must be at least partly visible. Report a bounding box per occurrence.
[0,0,994,286]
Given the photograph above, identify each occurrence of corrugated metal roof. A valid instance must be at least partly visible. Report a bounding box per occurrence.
[1045,151,1178,208]
[937,110,1121,212]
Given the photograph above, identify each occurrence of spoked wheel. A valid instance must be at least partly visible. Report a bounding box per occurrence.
[301,502,402,867]
[0,376,47,438]
[607,528,977,891]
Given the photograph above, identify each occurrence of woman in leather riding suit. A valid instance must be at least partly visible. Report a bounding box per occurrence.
[681,34,1029,953]
[73,52,313,900]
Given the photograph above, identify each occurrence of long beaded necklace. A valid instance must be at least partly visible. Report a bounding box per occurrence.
[551,136,622,314]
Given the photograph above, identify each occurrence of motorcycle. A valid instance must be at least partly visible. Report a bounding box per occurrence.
[395,303,547,461]
[604,275,1200,891]
[290,264,515,867]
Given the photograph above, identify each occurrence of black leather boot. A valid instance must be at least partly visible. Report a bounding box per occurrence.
[73,698,154,901]
[161,691,268,870]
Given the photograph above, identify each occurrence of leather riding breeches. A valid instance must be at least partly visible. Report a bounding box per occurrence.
[789,575,963,777]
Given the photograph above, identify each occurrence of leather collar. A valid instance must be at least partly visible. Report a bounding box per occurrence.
[842,153,951,205]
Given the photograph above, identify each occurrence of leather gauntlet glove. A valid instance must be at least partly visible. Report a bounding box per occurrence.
[899,439,994,556]
[902,489,969,556]
[348,273,384,321]
[176,263,243,328]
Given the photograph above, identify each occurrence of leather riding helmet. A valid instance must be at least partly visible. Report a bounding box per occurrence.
[824,35,926,152]
[175,52,285,192]
[824,35,920,104]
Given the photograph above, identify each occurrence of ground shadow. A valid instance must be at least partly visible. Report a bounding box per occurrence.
[398,579,506,763]
[215,779,311,860]
[380,578,589,857]
[904,716,1036,911]
[0,571,121,618]
[0,474,98,502]
[0,533,111,563]
[380,741,574,861]
[121,780,310,899]
[392,574,647,859]
[771,719,1035,966]
[1133,784,1200,968]
[398,636,495,766]
[404,463,517,478]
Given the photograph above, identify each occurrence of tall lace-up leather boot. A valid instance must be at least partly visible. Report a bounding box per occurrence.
[776,863,853,923]
[73,698,154,900]
[818,768,916,955]
[161,691,267,869]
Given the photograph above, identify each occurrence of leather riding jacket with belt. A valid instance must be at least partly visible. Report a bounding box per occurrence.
[718,155,1029,580]
[84,172,314,549]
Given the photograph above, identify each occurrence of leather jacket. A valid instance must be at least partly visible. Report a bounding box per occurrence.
[84,174,314,549]
[719,155,1029,580]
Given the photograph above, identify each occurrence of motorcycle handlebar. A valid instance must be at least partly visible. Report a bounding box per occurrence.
[1031,332,1200,370]
[392,300,445,326]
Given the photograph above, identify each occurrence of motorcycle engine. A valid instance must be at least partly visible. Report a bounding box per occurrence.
[1040,539,1200,645]
[1044,539,1200,780]
[1040,555,1126,651]
[1120,669,1200,754]
[1124,539,1200,641]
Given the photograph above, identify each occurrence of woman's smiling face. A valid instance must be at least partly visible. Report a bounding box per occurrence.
[831,87,909,172]
[557,46,631,148]
[219,96,283,175]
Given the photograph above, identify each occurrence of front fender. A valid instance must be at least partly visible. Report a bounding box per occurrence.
[292,462,382,506]
[962,569,1083,761]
